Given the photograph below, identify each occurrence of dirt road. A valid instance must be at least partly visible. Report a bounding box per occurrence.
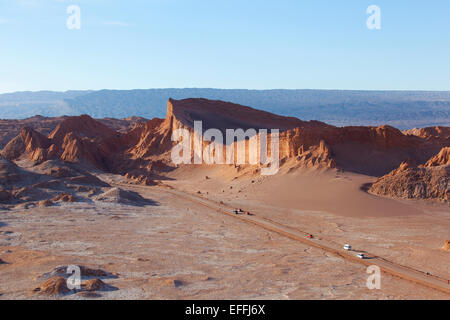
[115,182,450,296]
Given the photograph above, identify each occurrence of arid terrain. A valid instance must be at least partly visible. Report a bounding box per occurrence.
[0,98,448,300]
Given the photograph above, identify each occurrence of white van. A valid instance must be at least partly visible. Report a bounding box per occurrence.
[344,244,352,251]
[357,253,366,259]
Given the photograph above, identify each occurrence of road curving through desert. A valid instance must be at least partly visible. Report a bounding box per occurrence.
[113,182,450,296]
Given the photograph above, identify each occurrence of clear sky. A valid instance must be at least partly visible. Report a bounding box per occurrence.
[0,0,449,93]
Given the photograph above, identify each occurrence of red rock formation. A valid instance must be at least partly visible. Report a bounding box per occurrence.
[1,116,119,170]
[293,140,337,169]
[369,148,449,201]
[125,118,167,158]
[17,127,52,162]
[34,276,71,296]
[159,99,447,176]
[52,193,77,202]
[1,127,52,162]
[49,115,116,145]
[404,126,450,142]
[1,98,449,189]
[165,98,319,133]
[423,147,450,167]
[81,279,108,292]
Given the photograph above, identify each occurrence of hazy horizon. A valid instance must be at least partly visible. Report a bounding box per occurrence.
[1,88,449,129]
[2,87,450,95]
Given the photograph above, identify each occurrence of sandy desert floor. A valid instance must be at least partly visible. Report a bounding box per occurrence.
[0,168,449,300]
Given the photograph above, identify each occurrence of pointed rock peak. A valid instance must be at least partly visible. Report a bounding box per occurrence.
[166,98,176,121]
[398,161,412,171]
[20,127,51,149]
[424,147,450,167]
[49,115,116,143]
[375,125,403,137]
[20,126,46,139]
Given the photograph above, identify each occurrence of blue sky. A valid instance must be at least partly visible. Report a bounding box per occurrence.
[0,0,449,93]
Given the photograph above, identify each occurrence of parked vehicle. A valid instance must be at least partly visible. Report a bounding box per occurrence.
[234,209,251,215]
[357,253,366,259]
[344,244,352,251]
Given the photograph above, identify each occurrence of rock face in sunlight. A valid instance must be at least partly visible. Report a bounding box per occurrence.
[149,98,448,176]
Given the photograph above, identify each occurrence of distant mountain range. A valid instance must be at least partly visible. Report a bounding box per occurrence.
[0,89,449,129]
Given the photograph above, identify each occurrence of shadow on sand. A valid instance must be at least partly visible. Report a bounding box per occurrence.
[359,182,373,193]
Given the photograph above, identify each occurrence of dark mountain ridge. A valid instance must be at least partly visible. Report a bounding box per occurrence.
[1,89,449,129]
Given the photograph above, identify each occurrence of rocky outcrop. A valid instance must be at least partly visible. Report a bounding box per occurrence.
[52,193,77,203]
[292,140,337,169]
[33,276,71,296]
[33,266,119,297]
[1,127,52,162]
[39,265,118,281]
[125,118,168,158]
[0,135,25,160]
[404,126,450,143]
[369,148,449,201]
[1,116,115,170]
[0,158,113,208]
[423,147,450,167]
[93,187,152,205]
[278,123,445,176]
